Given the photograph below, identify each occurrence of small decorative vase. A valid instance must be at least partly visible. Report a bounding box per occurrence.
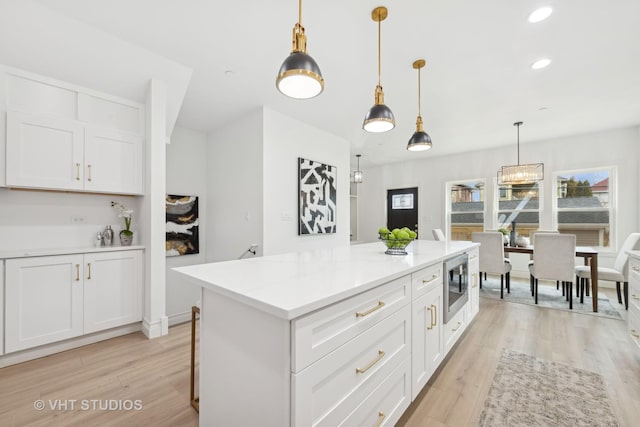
[120,231,133,246]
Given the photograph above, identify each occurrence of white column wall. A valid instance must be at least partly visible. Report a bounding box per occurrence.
[262,108,350,255]
[165,126,208,324]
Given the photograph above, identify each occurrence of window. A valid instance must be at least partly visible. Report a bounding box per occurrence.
[496,181,540,239]
[448,180,485,241]
[554,168,613,248]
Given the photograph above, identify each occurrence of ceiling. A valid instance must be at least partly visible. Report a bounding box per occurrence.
[33,0,640,168]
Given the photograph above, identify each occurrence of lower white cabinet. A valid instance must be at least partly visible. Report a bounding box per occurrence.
[0,261,4,356]
[468,248,480,320]
[411,278,443,399]
[4,250,143,353]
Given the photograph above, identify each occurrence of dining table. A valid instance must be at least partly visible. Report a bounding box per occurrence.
[503,245,599,312]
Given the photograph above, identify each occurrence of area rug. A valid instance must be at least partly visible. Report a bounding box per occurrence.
[478,349,619,427]
[479,275,624,320]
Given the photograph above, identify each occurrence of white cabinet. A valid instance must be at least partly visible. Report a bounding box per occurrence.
[411,276,443,400]
[0,261,4,356]
[5,254,84,352]
[4,250,143,353]
[84,251,143,334]
[468,248,480,320]
[628,255,640,349]
[6,111,143,194]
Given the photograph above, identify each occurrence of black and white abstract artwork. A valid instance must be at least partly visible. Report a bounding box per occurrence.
[166,195,199,256]
[298,157,337,235]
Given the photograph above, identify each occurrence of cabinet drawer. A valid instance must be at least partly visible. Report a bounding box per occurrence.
[292,275,411,372]
[444,306,466,354]
[629,272,640,314]
[628,306,640,350]
[412,263,442,297]
[292,306,411,427]
[338,357,411,427]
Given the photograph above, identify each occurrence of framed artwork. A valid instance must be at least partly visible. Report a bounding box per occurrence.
[298,157,337,235]
[166,194,199,256]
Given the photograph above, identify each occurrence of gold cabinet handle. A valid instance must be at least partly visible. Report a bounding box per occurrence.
[75,264,80,281]
[472,273,478,288]
[75,163,81,180]
[374,411,386,427]
[432,304,437,327]
[356,301,385,318]
[451,321,462,332]
[87,164,92,182]
[631,329,639,338]
[632,265,640,272]
[470,254,478,260]
[87,262,92,280]
[427,306,433,330]
[356,350,385,374]
[422,274,439,284]
[632,294,639,301]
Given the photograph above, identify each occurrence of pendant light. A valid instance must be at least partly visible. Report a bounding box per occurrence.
[363,6,395,133]
[406,59,432,151]
[276,0,324,99]
[497,122,544,185]
[353,154,363,183]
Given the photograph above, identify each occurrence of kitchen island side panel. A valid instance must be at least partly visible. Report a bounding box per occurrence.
[200,288,291,426]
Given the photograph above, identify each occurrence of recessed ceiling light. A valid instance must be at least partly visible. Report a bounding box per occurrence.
[531,58,551,70]
[528,6,553,23]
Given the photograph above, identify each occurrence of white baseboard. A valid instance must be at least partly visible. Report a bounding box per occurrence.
[0,323,141,368]
[168,311,192,326]
[142,316,169,339]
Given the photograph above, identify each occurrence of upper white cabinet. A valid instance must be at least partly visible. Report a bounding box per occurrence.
[2,68,144,195]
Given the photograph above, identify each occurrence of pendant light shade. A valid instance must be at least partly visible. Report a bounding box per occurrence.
[363,6,395,133]
[407,59,432,152]
[497,122,544,185]
[276,0,324,99]
[353,154,363,183]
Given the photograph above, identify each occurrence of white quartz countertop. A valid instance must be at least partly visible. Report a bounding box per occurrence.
[0,245,145,259]
[174,240,479,320]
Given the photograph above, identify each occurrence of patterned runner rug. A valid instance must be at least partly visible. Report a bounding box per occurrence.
[479,275,624,320]
[478,349,619,427]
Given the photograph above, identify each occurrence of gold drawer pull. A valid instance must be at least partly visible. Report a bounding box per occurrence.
[422,274,439,284]
[470,254,478,260]
[374,411,386,427]
[451,321,462,332]
[632,294,639,301]
[432,304,437,327]
[632,266,640,272]
[427,306,433,330]
[356,350,385,374]
[356,301,385,317]
[75,264,80,281]
[87,262,92,280]
[631,329,639,339]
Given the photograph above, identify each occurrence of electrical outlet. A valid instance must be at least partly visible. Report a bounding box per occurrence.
[71,216,87,224]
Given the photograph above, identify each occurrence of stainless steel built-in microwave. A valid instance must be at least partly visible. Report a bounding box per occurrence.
[443,253,469,324]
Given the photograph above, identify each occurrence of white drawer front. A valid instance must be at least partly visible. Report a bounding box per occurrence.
[338,357,411,427]
[292,275,411,372]
[292,306,411,427]
[412,263,442,297]
[444,306,466,354]
[629,274,640,314]
[628,305,640,350]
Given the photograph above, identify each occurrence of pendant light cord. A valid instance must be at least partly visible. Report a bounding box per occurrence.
[417,67,421,116]
[298,0,302,25]
[377,19,381,86]
[516,122,521,165]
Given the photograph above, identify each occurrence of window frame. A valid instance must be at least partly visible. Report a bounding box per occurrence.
[493,178,543,237]
[445,178,486,241]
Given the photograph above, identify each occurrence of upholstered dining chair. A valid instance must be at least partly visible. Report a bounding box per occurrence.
[529,230,560,292]
[575,232,640,309]
[529,234,576,308]
[471,232,512,299]
[432,228,446,241]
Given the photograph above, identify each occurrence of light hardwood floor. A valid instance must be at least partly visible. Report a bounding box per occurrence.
[1,289,638,426]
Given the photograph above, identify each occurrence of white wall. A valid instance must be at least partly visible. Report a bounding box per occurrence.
[358,126,640,272]
[207,108,264,262]
[165,126,207,324]
[263,108,351,255]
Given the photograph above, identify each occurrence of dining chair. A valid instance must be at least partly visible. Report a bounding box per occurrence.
[529,230,560,291]
[575,232,640,308]
[529,234,576,308]
[471,232,512,299]
[432,228,446,241]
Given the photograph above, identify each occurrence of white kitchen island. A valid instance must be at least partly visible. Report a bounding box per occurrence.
[174,240,479,427]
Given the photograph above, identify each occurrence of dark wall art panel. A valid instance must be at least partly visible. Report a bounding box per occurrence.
[166,195,199,256]
[298,157,337,235]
